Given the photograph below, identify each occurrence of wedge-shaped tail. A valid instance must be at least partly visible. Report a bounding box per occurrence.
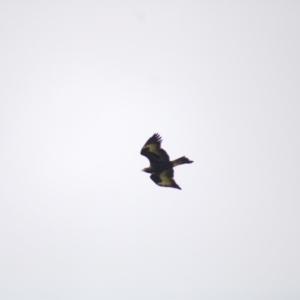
[172,156,193,167]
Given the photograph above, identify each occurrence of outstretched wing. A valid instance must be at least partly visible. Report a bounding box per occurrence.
[141,133,170,163]
[150,169,181,190]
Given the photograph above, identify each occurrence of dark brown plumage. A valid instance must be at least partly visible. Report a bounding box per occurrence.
[141,133,193,189]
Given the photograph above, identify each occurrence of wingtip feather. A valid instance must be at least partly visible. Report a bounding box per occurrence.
[153,133,162,143]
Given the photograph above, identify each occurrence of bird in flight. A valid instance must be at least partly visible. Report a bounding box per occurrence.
[141,133,193,189]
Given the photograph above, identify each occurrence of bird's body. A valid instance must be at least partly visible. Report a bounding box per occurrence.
[141,133,193,189]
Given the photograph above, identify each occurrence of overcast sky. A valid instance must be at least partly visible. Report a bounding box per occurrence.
[1,1,300,299]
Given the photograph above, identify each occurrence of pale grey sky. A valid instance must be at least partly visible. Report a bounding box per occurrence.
[0,1,300,299]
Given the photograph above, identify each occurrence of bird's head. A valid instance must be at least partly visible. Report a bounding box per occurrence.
[142,167,152,173]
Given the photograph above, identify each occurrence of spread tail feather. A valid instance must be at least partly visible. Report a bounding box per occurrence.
[172,156,193,167]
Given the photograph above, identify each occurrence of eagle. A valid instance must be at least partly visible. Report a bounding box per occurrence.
[141,133,193,190]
